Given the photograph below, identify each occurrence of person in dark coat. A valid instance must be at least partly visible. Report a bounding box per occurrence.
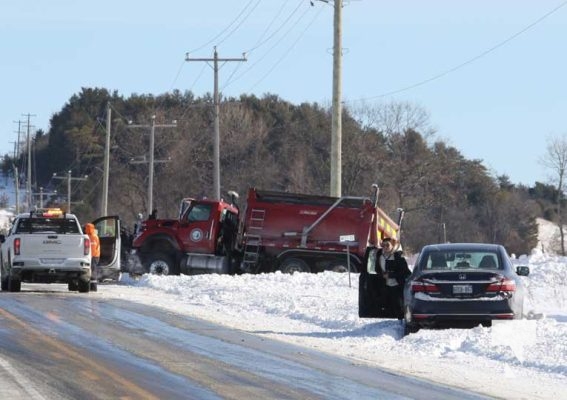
[377,237,411,319]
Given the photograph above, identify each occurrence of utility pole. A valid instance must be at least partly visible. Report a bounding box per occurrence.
[23,113,36,209]
[330,0,343,197]
[13,165,20,214]
[34,187,58,208]
[101,102,111,216]
[129,116,176,216]
[185,47,247,200]
[13,120,24,157]
[52,171,88,213]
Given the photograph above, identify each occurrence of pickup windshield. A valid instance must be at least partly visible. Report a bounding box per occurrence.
[14,218,81,234]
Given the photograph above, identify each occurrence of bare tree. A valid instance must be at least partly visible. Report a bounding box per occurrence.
[540,134,567,255]
[348,100,436,139]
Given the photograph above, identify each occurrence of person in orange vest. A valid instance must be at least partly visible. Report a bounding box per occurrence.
[85,223,100,291]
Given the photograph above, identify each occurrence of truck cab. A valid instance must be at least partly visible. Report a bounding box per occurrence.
[130,196,239,276]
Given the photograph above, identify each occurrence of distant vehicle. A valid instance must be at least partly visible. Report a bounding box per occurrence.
[0,208,120,292]
[401,243,530,335]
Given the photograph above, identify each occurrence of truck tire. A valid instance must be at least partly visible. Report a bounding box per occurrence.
[280,257,310,274]
[327,260,358,273]
[146,252,178,276]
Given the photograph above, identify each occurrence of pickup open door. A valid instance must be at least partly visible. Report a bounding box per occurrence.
[92,215,121,282]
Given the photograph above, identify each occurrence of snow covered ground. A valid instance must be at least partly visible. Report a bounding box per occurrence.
[1,207,566,399]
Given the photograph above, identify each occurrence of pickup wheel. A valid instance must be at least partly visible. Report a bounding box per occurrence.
[146,252,178,276]
[280,257,310,274]
[8,276,21,293]
[77,278,90,293]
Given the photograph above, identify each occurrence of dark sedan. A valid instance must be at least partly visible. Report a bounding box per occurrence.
[403,243,530,335]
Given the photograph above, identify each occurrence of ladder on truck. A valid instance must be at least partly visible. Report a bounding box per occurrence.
[242,234,262,273]
[242,209,265,273]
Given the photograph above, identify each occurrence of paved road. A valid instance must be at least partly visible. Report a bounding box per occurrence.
[0,284,491,399]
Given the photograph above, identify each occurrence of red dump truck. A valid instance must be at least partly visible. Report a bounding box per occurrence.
[128,185,400,275]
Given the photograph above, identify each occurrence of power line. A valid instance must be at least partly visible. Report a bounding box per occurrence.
[224,2,317,90]
[248,5,323,91]
[187,0,257,54]
[244,0,304,54]
[351,0,567,102]
[216,0,262,48]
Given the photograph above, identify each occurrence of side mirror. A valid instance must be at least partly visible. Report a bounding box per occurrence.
[516,265,530,276]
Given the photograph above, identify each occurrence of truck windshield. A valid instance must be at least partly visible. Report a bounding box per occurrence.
[15,218,81,234]
[186,204,212,222]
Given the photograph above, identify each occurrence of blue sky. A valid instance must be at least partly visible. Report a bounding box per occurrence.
[2,0,566,187]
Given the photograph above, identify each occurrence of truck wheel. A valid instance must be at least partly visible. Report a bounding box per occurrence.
[327,260,358,273]
[146,253,178,276]
[8,277,21,292]
[280,258,310,274]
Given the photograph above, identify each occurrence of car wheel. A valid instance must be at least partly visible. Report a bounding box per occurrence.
[403,321,419,336]
[1,275,8,291]
[146,252,177,275]
[8,277,21,293]
[77,278,90,293]
[280,258,310,274]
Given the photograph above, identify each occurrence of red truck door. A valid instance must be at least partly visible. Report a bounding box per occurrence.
[178,203,218,254]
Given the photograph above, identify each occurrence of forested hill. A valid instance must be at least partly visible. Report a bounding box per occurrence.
[1,87,559,254]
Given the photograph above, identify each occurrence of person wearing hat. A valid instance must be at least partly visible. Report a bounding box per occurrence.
[378,237,411,319]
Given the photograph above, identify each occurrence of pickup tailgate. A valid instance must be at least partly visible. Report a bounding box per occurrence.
[18,234,87,259]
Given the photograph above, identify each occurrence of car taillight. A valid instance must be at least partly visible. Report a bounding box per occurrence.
[486,278,516,292]
[14,238,21,255]
[84,237,91,256]
[411,280,440,294]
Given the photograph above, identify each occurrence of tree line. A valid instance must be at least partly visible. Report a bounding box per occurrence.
[3,87,561,255]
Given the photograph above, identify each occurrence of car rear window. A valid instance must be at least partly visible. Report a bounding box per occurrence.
[423,251,500,270]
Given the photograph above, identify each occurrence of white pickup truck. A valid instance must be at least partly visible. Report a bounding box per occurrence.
[0,209,121,293]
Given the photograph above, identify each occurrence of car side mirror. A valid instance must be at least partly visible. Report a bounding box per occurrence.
[516,265,530,276]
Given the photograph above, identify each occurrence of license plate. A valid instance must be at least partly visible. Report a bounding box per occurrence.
[453,284,473,294]
[40,258,65,264]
